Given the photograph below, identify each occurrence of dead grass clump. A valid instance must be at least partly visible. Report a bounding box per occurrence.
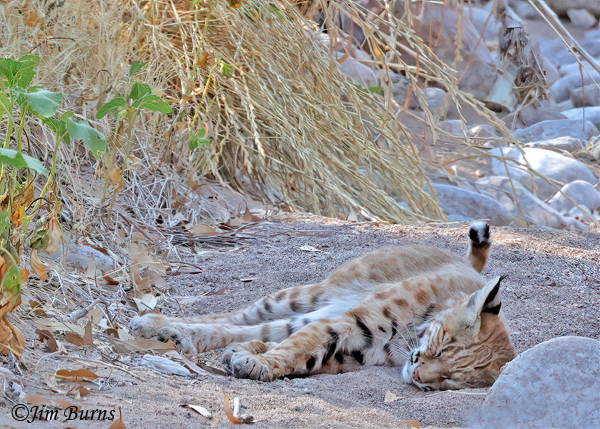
[142,0,445,222]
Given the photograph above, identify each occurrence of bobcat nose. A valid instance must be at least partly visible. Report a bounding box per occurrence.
[413,367,421,382]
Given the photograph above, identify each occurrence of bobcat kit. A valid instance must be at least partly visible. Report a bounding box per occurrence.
[131,221,515,390]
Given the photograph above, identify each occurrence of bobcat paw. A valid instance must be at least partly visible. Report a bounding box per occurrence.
[157,325,198,355]
[469,221,490,246]
[129,314,169,338]
[222,340,274,371]
[230,351,275,381]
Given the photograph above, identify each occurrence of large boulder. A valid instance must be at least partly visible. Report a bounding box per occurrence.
[476,336,600,429]
[571,83,600,107]
[490,147,598,199]
[550,70,600,103]
[547,180,600,214]
[524,136,584,152]
[338,58,378,88]
[543,0,600,15]
[430,183,513,226]
[475,176,588,231]
[513,119,599,142]
[562,106,600,128]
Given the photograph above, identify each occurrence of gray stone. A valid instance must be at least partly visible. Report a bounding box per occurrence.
[571,83,600,108]
[467,125,497,138]
[566,8,598,29]
[48,244,115,272]
[538,38,578,67]
[423,87,447,116]
[431,183,513,226]
[514,1,540,20]
[475,176,589,231]
[513,119,599,142]
[438,120,464,135]
[547,180,600,213]
[338,59,377,88]
[559,59,600,77]
[490,147,598,199]
[543,0,600,15]
[550,70,600,103]
[476,337,600,429]
[525,136,584,152]
[390,75,419,110]
[562,106,600,128]
[541,56,560,85]
[462,6,500,42]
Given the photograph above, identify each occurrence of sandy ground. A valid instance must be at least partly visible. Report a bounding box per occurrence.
[2,218,599,429]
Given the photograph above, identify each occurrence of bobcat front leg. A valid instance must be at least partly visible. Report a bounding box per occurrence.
[224,308,390,381]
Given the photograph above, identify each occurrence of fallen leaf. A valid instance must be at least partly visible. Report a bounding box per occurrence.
[45,217,62,254]
[53,399,79,411]
[29,300,46,316]
[34,318,85,335]
[189,224,219,235]
[181,404,212,419]
[30,250,48,281]
[78,386,90,397]
[179,353,214,377]
[129,243,166,275]
[102,274,120,285]
[65,332,91,347]
[108,408,126,429]
[19,268,29,283]
[112,338,176,354]
[399,421,421,429]
[223,391,244,424]
[35,328,53,342]
[299,245,320,252]
[384,390,401,403]
[45,336,59,353]
[84,321,92,344]
[54,368,98,382]
[25,394,52,405]
[133,293,157,312]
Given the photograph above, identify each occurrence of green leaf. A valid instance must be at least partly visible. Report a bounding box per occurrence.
[366,86,384,95]
[66,119,107,158]
[220,62,233,78]
[43,116,71,146]
[1,265,21,296]
[0,210,9,236]
[0,55,40,88]
[22,88,63,118]
[96,97,126,119]
[133,95,172,114]
[0,148,48,176]
[129,82,152,102]
[129,61,147,77]
[0,91,10,120]
[188,136,209,150]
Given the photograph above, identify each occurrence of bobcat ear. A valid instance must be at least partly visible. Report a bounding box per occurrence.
[466,276,504,319]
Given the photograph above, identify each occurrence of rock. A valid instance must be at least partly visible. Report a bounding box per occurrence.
[562,106,600,128]
[592,138,600,161]
[514,1,540,20]
[571,83,600,108]
[438,120,464,135]
[423,87,447,116]
[476,337,600,429]
[390,75,419,110]
[524,136,584,152]
[541,56,560,86]
[543,0,600,15]
[514,100,566,127]
[566,8,598,28]
[48,244,115,272]
[462,6,500,42]
[139,355,192,376]
[410,1,498,101]
[547,180,600,214]
[489,147,598,199]
[558,59,600,77]
[513,118,599,142]
[338,58,377,88]
[550,70,600,103]
[430,183,513,226]
[538,38,578,67]
[475,176,589,231]
[467,125,497,138]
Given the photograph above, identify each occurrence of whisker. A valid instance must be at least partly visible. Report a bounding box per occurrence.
[395,315,417,349]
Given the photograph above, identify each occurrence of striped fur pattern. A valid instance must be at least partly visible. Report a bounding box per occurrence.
[130,222,515,390]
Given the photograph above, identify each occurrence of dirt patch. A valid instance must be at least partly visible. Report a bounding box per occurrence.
[4,218,599,428]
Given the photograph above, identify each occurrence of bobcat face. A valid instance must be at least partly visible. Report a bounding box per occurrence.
[402,277,515,390]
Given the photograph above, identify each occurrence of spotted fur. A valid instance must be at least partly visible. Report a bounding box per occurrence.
[130,222,515,390]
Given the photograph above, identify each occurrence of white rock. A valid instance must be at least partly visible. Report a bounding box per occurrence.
[541,56,560,86]
[567,8,598,29]
[48,244,114,272]
[338,58,378,88]
[431,183,513,226]
[489,147,598,199]
[475,176,589,231]
[423,87,447,116]
[558,59,600,77]
[514,1,540,20]
[571,83,600,108]
[463,6,500,42]
[543,0,600,15]
[513,118,599,142]
[538,38,578,68]
[550,70,600,103]
[524,136,584,152]
[139,355,192,376]
[467,125,497,138]
[547,180,600,213]
[476,337,600,429]
[562,106,600,128]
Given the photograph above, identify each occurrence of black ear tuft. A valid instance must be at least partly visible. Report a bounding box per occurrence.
[483,276,505,313]
[469,228,480,243]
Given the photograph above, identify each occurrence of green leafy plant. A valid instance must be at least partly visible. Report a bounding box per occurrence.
[0,55,108,356]
[96,61,172,204]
